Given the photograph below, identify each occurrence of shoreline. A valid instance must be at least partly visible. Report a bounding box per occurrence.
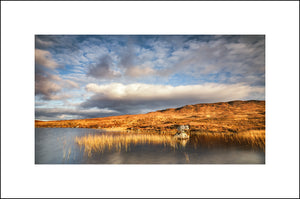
[34,126,265,136]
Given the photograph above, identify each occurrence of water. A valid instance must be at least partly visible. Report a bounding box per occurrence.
[35,128,265,164]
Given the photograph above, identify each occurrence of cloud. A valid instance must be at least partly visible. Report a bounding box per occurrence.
[35,49,58,69]
[87,55,121,79]
[81,83,264,115]
[35,73,62,100]
[120,44,134,68]
[173,38,264,78]
[34,35,265,120]
[35,48,62,100]
[117,39,159,78]
[35,107,119,121]
[35,73,79,100]
[35,48,79,100]
[35,37,54,49]
[142,36,265,86]
[63,79,79,89]
[124,66,155,77]
[35,43,79,100]
[35,35,265,85]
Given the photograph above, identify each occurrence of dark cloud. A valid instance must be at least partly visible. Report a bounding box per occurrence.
[35,37,54,49]
[118,38,150,78]
[87,55,121,79]
[81,97,208,115]
[119,37,136,67]
[35,108,119,121]
[35,72,78,100]
[35,35,81,52]
[35,73,62,100]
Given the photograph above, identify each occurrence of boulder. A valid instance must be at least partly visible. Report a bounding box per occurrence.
[174,132,189,139]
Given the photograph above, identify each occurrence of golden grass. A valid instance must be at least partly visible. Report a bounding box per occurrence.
[75,130,265,157]
[191,130,265,151]
[75,134,177,156]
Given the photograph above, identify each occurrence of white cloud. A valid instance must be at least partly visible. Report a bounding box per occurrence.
[86,82,263,101]
[80,83,264,115]
[82,82,264,116]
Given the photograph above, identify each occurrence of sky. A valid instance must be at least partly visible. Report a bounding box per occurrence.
[35,35,265,121]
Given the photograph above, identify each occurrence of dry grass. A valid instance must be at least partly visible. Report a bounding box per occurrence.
[75,130,265,157]
[75,133,177,157]
[190,130,265,151]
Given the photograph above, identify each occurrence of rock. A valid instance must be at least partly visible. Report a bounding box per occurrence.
[177,125,189,131]
[174,132,189,139]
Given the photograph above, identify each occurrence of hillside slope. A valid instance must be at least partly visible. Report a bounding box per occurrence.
[35,100,265,134]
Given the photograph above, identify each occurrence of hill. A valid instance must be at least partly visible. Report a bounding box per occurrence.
[35,100,265,134]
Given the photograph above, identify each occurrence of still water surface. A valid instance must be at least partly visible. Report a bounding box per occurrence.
[35,128,265,164]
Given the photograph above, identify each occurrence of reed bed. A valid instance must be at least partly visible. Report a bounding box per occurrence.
[75,134,177,156]
[75,130,265,157]
[191,130,265,151]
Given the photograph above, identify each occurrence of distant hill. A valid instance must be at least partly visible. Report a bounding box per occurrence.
[35,100,265,134]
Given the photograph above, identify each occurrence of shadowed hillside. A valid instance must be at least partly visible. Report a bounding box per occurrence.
[35,100,265,134]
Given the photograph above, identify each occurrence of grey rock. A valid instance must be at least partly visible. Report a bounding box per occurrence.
[174,132,189,139]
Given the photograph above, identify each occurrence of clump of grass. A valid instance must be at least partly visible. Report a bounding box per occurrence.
[191,130,265,151]
[75,134,178,156]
